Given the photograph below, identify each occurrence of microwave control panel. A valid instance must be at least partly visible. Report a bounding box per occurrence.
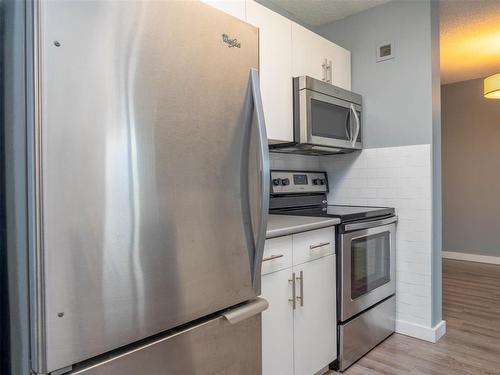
[270,170,328,195]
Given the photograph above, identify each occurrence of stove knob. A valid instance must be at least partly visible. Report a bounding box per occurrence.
[282,178,290,186]
[312,178,321,185]
[272,178,282,186]
[320,179,326,185]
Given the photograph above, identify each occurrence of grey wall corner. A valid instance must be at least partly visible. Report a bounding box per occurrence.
[430,0,443,329]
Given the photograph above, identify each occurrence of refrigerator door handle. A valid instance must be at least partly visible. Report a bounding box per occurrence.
[248,69,270,288]
[222,297,269,325]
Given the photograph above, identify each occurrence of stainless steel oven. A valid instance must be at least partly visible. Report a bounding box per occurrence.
[337,215,397,371]
[339,216,396,321]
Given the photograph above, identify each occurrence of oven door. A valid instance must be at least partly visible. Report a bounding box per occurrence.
[298,89,362,150]
[339,218,396,321]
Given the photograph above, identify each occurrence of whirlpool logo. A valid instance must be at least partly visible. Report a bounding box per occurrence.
[222,34,241,48]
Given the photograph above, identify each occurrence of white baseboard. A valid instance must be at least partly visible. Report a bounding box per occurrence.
[395,319,446,343]
[442,251,500,265]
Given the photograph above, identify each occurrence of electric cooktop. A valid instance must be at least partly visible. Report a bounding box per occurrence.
[269,170,395,223]
[271,205,395,223]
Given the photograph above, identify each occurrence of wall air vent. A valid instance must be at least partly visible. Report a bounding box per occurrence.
[376,41,394,62]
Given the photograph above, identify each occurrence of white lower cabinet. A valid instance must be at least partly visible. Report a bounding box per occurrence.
[262,269,295,375]
[293,255,336,375]
[262,229,337,375]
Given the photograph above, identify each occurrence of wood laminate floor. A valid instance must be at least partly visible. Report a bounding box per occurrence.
[329,259,500,375]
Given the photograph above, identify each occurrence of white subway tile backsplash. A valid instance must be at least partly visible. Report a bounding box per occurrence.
[320,144,434,330]
[269,152,320,171]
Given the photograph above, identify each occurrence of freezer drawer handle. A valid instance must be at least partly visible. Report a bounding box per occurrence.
[309,241,330,250]
[262,254,284,262]
[222,297,269,325]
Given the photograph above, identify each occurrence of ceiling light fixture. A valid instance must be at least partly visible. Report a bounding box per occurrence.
[484,73,500,99]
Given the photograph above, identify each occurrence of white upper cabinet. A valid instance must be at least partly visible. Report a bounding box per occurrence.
[246,0,294,143]
[200,0,246,21]
[292,23,351,90]
[202,1,352,142]
[326,38,351,90]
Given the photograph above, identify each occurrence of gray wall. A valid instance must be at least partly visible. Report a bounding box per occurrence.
[314,0,434,149]
[315,0,443,327]
[442,78,500,257]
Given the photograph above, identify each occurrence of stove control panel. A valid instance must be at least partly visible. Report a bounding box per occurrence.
[271,170,328,194]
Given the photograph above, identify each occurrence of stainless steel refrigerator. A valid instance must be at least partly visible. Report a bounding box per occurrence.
[24,1,270,374]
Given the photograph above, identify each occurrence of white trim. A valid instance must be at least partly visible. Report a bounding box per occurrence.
[442,251,500,265]
[395,319,446,343]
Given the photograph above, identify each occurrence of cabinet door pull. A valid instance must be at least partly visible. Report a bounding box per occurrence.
[296,271,304,307]
[288,272,296,310]
[327,60,333,83]
[322,58,328,81]
[309,241,330,250]
[262,254,284,262]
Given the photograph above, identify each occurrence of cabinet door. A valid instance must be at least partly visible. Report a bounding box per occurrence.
[200,0,246,21]
[293,255,336,375]
[247,0,293,143]
[261,269,295,375]
[291,23,329,82]
[292,23,352,90]
[325,43,351,90]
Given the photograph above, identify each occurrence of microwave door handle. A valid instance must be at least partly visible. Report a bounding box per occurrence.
[345,110,352,142]
[350,104,360,147]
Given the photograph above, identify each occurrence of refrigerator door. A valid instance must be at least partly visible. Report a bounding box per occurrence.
[32,1,268,373]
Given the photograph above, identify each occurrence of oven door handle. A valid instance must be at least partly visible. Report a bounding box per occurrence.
[344,216,397,231]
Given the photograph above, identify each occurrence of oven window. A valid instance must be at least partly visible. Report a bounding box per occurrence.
[310,99,351,141]
[351,232,390,300]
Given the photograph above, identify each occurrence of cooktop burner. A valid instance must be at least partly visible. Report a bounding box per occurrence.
[271,205,395,222]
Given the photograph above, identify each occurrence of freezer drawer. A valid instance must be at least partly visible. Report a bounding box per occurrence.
[68,307,264,375]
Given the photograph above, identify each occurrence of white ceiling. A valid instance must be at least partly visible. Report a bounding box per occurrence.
[266,0,390,26]
[440,0,500,84]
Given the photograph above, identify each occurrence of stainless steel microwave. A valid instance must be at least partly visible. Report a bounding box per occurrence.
[271,76,363,155]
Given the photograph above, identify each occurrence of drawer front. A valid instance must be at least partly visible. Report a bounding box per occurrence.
[292,227,335,266]
[262,236,293,275]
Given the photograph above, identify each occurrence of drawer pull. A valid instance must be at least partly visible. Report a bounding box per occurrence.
[262,254,284,262]
[309,242,331,250]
